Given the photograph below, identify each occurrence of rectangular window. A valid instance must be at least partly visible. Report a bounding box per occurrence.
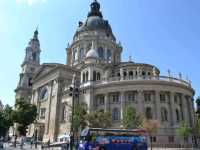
[168,136,174,143]
[174,95,178,104]
[144,93,151,102]
[150,136,156,142]
[127,92,135,102]
[160,93,166,102]
[99,96,105,105]
[111,93,119,103]
[40,108,46,119]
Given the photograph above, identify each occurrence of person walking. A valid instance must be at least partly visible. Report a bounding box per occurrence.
[30,138,33,148]
[19,136,24,149]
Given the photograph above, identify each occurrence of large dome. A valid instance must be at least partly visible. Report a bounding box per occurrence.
[75,0,115,40]
[77,16,112,33]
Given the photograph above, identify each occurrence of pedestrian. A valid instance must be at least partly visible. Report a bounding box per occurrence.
[30,138,33,148]
[13,135,17,147]
[20,136,24,149]
[34,138,37,149]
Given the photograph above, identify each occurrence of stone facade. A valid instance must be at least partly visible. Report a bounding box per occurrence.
[15,0,195,145]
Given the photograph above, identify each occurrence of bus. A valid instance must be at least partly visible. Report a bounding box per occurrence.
[78,128,148,150]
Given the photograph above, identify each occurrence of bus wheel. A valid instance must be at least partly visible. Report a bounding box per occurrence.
[99,146,106,150]
[132,144,137,150]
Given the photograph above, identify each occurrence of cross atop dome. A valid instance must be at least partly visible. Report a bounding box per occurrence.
[88,0,103,18]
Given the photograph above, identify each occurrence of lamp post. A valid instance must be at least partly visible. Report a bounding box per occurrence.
[69,74,79,150]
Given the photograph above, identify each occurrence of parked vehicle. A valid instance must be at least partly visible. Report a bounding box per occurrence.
[78,128,148,150]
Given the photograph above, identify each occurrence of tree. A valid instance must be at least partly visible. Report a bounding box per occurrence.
[142,119,160,150]
[122,106,143,129]
[12,99,37,136]
[196,97,200,118]
[176,122,191,145]
[87,111,112,128]
[190,118,200,147]
[0,105,14,137]
[73,102,88,134]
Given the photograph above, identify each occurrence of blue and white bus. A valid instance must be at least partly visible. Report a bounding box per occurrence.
[78,128,148,150]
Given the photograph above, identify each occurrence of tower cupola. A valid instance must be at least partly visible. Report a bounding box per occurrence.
[88,0,103,18]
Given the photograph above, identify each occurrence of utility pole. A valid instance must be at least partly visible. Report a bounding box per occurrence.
[69,74,79,150]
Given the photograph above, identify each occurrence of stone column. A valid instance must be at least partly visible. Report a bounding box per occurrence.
[188,97,195,127]
[77,46,80,62]
[169,92,176,126]
[105,46,108,62]
[45,80,53,134]
[120,68,123,80]
[104,93,109,112]
[137,90,144,114]
[120,91,125,119]
[181,94,189,125]
[186,96,193,127]
[155,91,161,121]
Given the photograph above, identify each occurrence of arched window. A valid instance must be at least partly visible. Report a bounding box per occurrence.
[80,48,85,60]
[161,107,168,122]
[123,72,127,77]
[40,88,48,101]
[129,71,133,76]
[146,107,153,119]
[117,73,120,77]
[107,49,112,62]
[97,72,101,81]
[86,71,89,82]
[82,73,86,83]
[112,108,120,121]
[98,47,104,59]
[73,49,77,62]
[129,71,133,79]
[28,77,33,86]
[176,109,180,122]
[32,52,37,61]
[142,71,146,76]
[62,106,67,121]
[93,71,97,81]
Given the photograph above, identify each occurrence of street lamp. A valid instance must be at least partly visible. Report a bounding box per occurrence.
[69,74,79,150]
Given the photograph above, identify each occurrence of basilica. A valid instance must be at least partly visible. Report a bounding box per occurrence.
[15,0,195,146]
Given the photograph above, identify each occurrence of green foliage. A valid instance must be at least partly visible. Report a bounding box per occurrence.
[196,97,200,105]
[122,106,143,129]
[196,97,200,117]
[73,102,88,132]
[191,118,200,137]
[176,122,191,142]
[12,99,37,136]
[87,111,112,128]
[0,105,14,137]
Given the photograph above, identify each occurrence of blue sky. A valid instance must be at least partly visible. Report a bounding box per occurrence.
[0,0,199,106]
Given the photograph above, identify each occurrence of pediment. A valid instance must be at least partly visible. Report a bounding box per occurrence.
[33,64,58,81]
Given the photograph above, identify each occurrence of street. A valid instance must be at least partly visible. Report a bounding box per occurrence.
[2,143,199,150]
[2,143,42,150]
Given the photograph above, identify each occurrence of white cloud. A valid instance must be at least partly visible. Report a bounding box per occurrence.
[16,0,46,6]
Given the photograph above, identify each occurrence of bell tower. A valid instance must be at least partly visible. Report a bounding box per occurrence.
[15,29,41,102]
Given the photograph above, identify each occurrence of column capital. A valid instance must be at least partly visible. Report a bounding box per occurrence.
[137,90,143,93]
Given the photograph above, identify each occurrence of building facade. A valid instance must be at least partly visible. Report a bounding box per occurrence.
[15,0,195,146]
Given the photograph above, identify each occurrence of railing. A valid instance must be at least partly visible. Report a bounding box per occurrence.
[95,76,191,87]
